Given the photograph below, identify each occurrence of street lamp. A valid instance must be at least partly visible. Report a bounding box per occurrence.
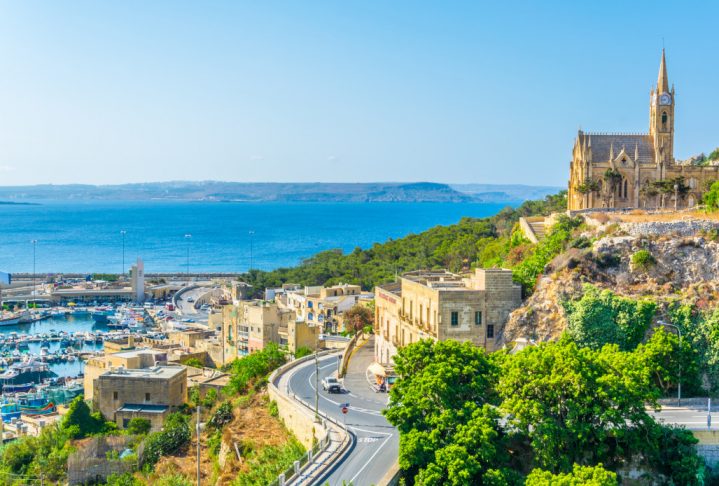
[315,352,319,420]
[120,230,127,276]
[185,234,192,283]
[31,240,37,302]
[660,321,682,404]
[248,230,255,272]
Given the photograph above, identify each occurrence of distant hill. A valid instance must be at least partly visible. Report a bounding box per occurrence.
[0,181,561,203]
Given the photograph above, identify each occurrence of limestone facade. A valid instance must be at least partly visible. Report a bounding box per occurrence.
[568,50,719,211]
[374,268,522,365]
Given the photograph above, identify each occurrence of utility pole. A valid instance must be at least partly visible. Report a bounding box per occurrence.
[185,234,192,283]
[31,240,37,304]
[196,403,201,486]
[248,230,255,272]
[120,230,126,276]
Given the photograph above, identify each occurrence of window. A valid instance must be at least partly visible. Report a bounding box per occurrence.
[450,312,459,326]
[474,311,482,325]
[123,418,130,428]
[623,180,628,199]
[662,111,667,128]
[487,325,495,339]
[308,312,314,321]
[113,391,118,400]
[308,301,313,308]
[145,393,151,401]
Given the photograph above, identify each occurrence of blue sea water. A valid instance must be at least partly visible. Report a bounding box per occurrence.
[0,200,514,274]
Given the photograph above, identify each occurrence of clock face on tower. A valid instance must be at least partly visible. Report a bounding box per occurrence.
[659,93,672,105]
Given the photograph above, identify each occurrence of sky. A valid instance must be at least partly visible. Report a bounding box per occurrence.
[0,1,717,187]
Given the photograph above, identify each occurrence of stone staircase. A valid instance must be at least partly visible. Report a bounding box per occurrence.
[519,217,547,244]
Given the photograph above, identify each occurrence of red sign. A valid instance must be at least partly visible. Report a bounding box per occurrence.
[341,406,348,414]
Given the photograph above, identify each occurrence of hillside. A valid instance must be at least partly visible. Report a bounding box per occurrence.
[0,181,557,203]
[501,213,719,347]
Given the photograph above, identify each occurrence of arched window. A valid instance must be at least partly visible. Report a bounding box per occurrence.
[623,179,628,199]
[662,111,668,129]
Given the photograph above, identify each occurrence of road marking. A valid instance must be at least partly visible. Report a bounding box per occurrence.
[348,434,392,485]
[305,363,385,417]
[348,425,392,436]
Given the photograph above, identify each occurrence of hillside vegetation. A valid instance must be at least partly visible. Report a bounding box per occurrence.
[244,191,568,292]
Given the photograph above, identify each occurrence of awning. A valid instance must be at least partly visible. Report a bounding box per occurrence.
[368,362,386,377]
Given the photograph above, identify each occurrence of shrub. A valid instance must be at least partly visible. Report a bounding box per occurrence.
[141,413,191,469]
[127,418,151,436]
[181,357,205,368]
[295,346,313,359]
[525,463,618,485]
[631,250,656,271]
[704,181,719,212]
[208,401,234,429]
[268,400,279,418]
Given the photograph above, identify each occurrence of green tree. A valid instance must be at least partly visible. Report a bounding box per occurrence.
[498,338,656,472]
[564,285,656,350]
[225,342,286,394]
[383,340,505,481]
[525,463,618,486]
[63,396,114,438]
[704,180,719,212]
[105,472,143,486]
[127,418,152,436]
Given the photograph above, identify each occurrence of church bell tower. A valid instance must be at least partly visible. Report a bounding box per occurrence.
[649,49,675,166]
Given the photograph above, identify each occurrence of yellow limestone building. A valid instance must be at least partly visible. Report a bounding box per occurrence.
[568,50,719,211]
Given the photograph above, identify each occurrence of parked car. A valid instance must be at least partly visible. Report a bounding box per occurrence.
[322,377,342,393]
[187,297,195,303]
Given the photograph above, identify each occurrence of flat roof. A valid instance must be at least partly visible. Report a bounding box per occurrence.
[101,365,185,380]
[112,349,167,359]
[117,404,169,414]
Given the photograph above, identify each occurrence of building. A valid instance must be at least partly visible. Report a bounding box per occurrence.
[282,284,365,332]
[93,365,187,431]
[278,318,321,355]
[221,300,294,361]
[568,50,719,211]
[84,348,168,400]
[374,268,522,365]
[129,258,145,303]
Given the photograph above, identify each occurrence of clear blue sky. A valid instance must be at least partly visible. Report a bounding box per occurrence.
[0,1,717,186]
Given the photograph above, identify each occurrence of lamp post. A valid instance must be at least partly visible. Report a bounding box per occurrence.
[120,230,126,276]
[185,234,192,283]
[196,403,201,486]
[674,183,679,211]
[661,321,682,404]
[248,230,255,272]
[31,240,37,302]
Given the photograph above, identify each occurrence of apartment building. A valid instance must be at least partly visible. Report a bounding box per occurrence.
[282,284,365,332]
[221,300,294,361]
[374,268,522,366]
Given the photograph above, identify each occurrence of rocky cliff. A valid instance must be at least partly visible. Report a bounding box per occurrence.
[499,216,719,346]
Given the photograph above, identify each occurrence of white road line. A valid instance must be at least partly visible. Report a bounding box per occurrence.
[348,425,393,436]
[348,435,392,485]
[306,367,384,416]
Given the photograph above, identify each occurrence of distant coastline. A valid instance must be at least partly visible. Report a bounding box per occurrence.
[0,201,39,206]
[0,181,561,204]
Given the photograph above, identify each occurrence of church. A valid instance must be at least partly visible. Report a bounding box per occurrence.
[567,50,719,211]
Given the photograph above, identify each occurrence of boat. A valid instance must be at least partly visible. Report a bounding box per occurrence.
[3,383,35,393]
[0,358,55,389]
[0,402,20,422]
[91,307,114,323]
[18,395,56,416]
[0,313,23,326]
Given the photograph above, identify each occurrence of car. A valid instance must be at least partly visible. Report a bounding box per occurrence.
[187,297,195,303]
[321,377,342,393]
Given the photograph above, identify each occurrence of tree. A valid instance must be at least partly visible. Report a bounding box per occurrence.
[634,327,700,396]
[63,396,113,438]
[225,342,286,394]
[127,418,151,435]
[576,179,601,208]
[704,180,719,212]
[525,464,618,486]
[342,304,374,334]
[497,338,657,472]
[383,340,505,481]
[563,285,656,351]
[602,169,623,208]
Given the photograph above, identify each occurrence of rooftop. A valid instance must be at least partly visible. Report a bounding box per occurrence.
[100,365,185,380]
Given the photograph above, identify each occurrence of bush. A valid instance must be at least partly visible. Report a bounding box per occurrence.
[704,181,719,212]
[105,472,143,486]
[295,346,313,359]
[126,418,151,436]
[525,463,618,485]
[225,343,286,394]
[142,413,191,469]
[268,400,279,418]
[208,401,234,429]
[631,249,656,271]
[181,357,205,368]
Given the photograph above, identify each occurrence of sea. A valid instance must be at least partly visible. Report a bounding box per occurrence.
[0,200,514,274]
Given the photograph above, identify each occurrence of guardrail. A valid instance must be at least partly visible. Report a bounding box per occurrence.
[338,333,359,378]
[268,350,355,486]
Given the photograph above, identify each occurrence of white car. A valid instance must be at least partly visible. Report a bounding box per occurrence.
[187,297,195,303]
[321,377,342,393]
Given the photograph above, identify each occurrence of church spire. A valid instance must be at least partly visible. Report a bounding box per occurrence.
[657,48,669,93]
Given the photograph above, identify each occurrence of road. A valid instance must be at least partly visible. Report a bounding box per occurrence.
[287,337,399,486]
[173,286,211,326]
[652,402,717,430]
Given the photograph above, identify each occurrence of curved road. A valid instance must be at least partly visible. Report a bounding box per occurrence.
[287,337,399,486]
